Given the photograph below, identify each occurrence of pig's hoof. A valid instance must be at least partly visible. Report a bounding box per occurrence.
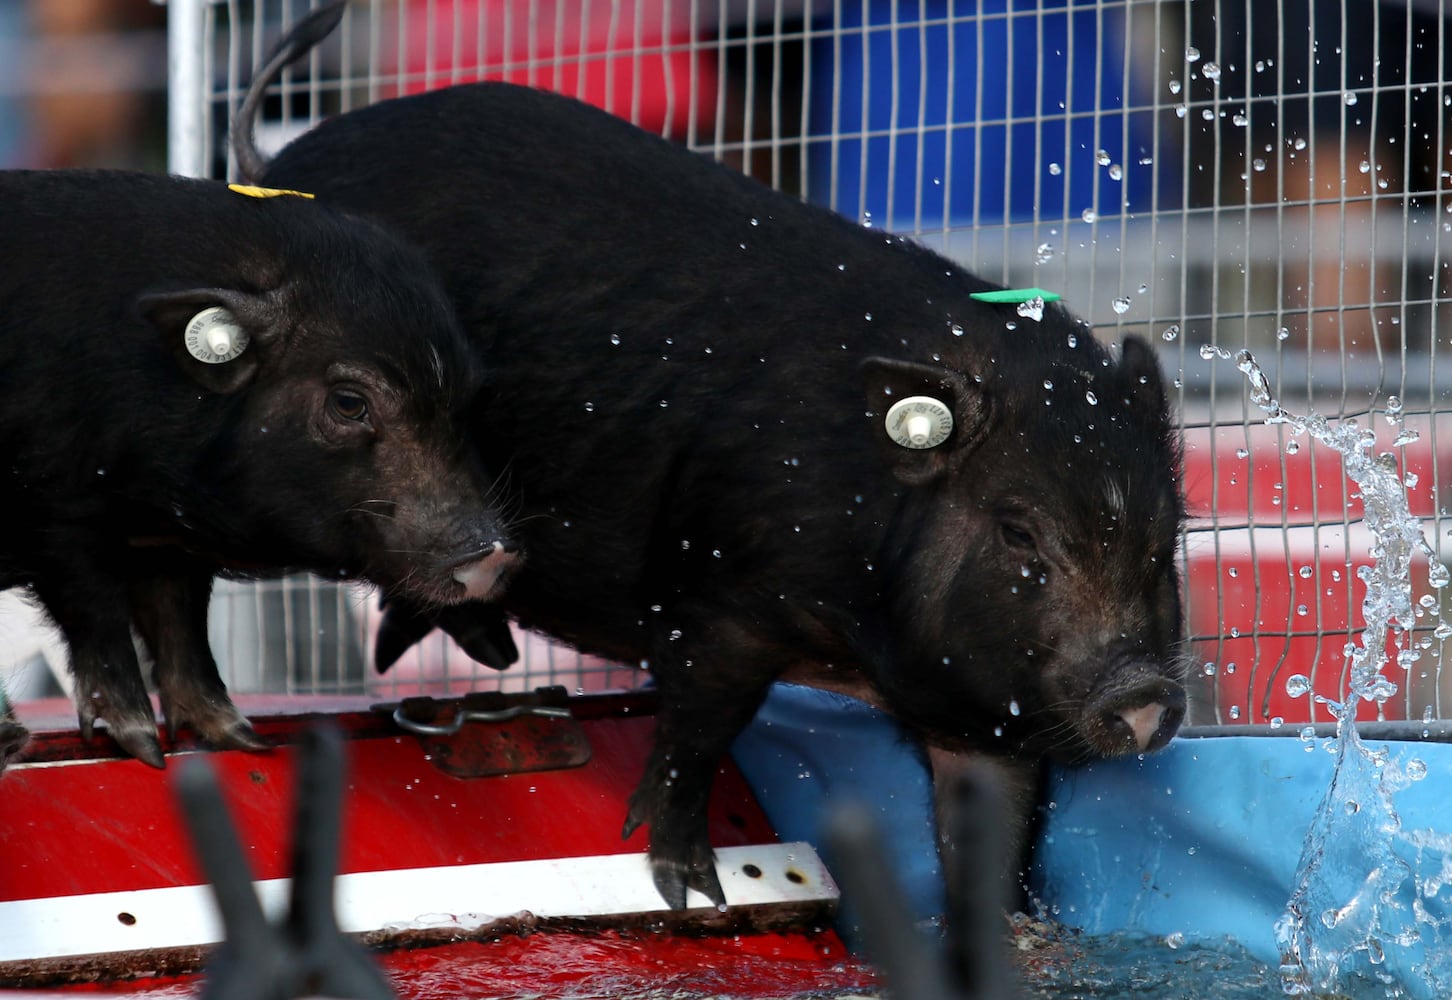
[0,721,29,774]
[165,699,270,753]
[650,856,727,911]
[78,701,165,768]
[110,720,166,769]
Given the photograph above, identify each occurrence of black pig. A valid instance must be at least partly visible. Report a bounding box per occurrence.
[236,6,1186,909]
[0,170,516,768]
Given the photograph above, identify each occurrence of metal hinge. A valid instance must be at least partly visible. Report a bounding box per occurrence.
[375,686,591,778]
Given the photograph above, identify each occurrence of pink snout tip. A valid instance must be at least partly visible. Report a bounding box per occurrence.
[451,542,520,601]
[1118,702,1171,753]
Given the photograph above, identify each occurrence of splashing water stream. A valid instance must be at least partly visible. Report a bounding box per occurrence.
[1204,346,1452,997]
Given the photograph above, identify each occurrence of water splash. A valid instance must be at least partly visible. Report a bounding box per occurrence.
[1207,346,1452,997]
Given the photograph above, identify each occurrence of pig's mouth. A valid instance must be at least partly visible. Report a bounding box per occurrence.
[444,541,522,603]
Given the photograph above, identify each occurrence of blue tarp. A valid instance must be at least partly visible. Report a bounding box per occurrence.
[733,683,1452,994]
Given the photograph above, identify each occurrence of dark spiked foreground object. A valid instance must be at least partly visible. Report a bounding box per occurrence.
[173,725,396,1000]
[823,760,1018,1000]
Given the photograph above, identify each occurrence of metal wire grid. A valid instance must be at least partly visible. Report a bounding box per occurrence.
[8,0,1441,720]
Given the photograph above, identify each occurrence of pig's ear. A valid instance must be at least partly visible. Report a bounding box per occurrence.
[136,287,283,395]
[1117,335,1170,423]
[860,356,993,485]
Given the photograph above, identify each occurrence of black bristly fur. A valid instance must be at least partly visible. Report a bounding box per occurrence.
[237,13,1186,911]
[0,169,511,767]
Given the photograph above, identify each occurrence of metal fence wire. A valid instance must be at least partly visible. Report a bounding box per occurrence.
[10,0,1452,727]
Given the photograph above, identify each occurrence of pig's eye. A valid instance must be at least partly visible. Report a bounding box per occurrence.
[999,521,1036,551]
[329,388,371,425]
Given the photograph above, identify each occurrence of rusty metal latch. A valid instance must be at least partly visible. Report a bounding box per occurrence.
[391,703,572,736]
[375,686,591,778]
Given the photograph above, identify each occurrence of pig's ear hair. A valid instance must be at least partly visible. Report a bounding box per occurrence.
[136,287,283,395]
[1117,335,1171,423]
[860,356,993,486]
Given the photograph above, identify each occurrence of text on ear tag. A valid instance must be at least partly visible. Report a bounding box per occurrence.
[885,396,953,449]
[184,307,250,364]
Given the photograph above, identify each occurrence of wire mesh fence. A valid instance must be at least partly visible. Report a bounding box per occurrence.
[5,0,1449,726]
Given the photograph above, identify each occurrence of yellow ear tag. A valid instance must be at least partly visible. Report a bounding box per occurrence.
[228,183,315,200]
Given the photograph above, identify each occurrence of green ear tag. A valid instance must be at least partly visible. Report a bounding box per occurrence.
[969,287,1062,304]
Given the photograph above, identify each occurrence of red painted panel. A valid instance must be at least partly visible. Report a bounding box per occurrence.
[0,704,775,902]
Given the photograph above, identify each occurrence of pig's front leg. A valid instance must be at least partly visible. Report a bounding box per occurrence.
[0,710,29,776]
[127,551,268,752]
[623,621,783,909]
[32,572,163,767]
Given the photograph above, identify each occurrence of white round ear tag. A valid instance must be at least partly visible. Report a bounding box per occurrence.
[183,307,249,364]
[885,396,953,449]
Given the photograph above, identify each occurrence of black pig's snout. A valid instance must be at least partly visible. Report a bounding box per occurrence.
[1088,674,1186,756]
[445,540,522,601]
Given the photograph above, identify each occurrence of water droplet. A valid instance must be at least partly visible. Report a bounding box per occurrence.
[1081,208,1098,224]
[1168,79,1182,95]
[1048,162,1062,176]
[1202,61,1221,81]
[1008,699,1022,717]
[1085,390,1099,406]
[1035,242,1054,264]
[1407,758,1428,781]
[1228,705,1241,720]
[1185,46,1201,62]
[1252,157,1266,172]
[1270,716,1284,729]
[950,323,964,337]
[609,333,621,346]
[1233,112,1249,127]
[1111,296,1131,315]
[584,401,595,412]
[1108,164,1123,181]
[1175,104,1187,119]
[1286,674,1312,698]
[1345,91,1359,106]
[1016,297,1045,322]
